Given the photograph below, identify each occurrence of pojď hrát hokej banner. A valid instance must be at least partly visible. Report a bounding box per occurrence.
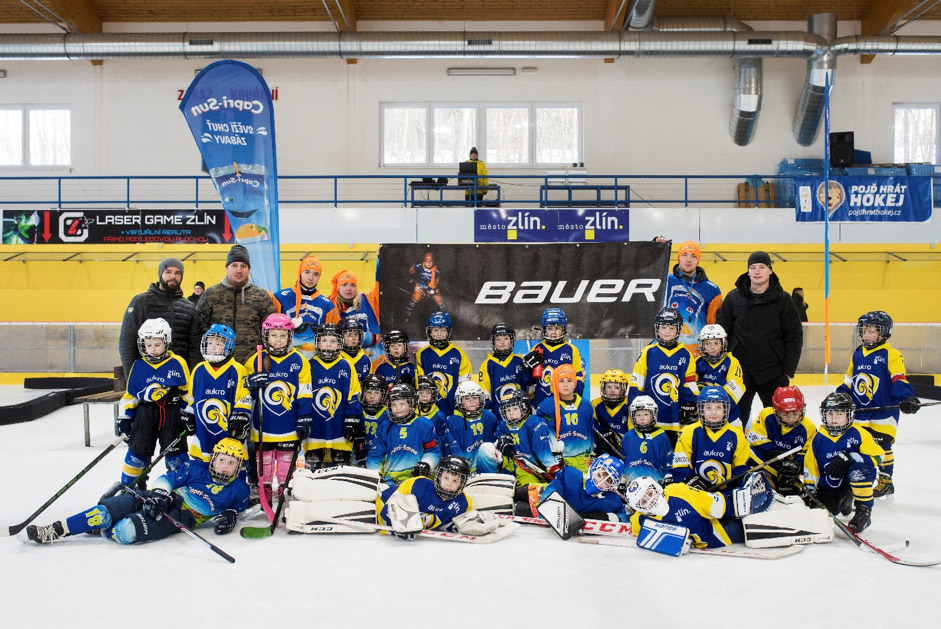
[378,242,671,341]
[794,175,933,222]
[179,60,281,291]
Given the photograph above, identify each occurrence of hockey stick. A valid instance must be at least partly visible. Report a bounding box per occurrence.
[706,445,803,492]
[253,345,275,523]
[240,439,303,539]
[797,483,940,567]
[308,515,520,544]
[592,426,624,461]
[1,435,127,537]
[850,400,941,414]
[578,535,805,560]
[99,428,189,501]
[499,513,634,537]
[122,485,235,564]
[512,455,553,483]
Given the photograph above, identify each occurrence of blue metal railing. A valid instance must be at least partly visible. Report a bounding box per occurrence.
[0,173,934,209]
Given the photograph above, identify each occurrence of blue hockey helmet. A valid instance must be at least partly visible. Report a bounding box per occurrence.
[820,392,855,437]
[654,307,683,349]
[338,317,365,355]
[587,455,625,494]
[200,323,235,363]
[857,311,892,350]
[426,310,453,349]
[697,385,730,430]
[541,307,567,346]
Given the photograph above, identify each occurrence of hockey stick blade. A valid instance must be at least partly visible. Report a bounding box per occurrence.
[499,513,633,537]
[303,515,521,543]
[578,535,805,559]
[2,435,127,537]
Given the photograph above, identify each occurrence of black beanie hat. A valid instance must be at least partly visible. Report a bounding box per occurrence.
[158,257,184,279]
[227,244,251,267]
[747,251,772,268]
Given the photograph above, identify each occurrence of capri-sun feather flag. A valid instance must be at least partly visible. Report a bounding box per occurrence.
[179,59,281,291]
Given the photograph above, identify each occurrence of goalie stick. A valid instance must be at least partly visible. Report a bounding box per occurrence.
[240,440,303,539]
[798,484,941,567]
[1,435,127,537]
[298,515,521,544]
[577,535,805,559]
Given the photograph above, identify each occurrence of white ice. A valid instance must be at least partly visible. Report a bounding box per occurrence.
[1,386,939,629]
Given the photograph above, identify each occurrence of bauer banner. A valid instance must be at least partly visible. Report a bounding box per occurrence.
[474,208,630,242]
[794,176,933,222]
[378,242,671,341]
[179,59,281,291]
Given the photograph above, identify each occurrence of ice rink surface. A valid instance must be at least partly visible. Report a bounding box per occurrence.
[1,386,939,629]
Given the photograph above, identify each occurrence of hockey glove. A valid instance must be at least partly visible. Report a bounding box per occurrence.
[163,387,182,407]
[685,475,709,491]
[117,415,133,437]
[775,458,802,489]
[295,415,312,441]
[595,427,621,455]
[799,484,819,508]
[228,411,251,441]
[213,509,238,535]
[181,409,197,436]
[678,402,698,426]
[823,451,852,480]
[522,348,544,374]
[495,434,516,458]
[343,417,360,442]
[142,488,173,520]
[246,372,268,392]
[900,396,921,415]
[412,461,431,479]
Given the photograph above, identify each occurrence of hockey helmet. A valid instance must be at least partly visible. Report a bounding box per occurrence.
[624,476,669,517]
[434,455,471,500]
[454,381,487,419]
[383,330,410,365]
[262,313,295,357]
[600,369,629,408]
[629,395,659,434]
[338,317,365,355]
[772,386,806,428]
[698,324,728,363]
[361,374,388,415]
[426,311,453,350]
[387,383,418,425]
[697,386,730,430]
[654,307,683,350]
[587,455,624,494]
[315,323,343,362]
[138,318,172,363]
[489,322,517,360]
[200,323,235,364]
[820,392,855,437]
[541,308,567,346]
[209,437,249,484]
[857,311,893,350]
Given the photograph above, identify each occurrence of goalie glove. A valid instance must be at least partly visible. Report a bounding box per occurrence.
[386,492,423,539]
[733,472,773,517]
[451,510,500,537]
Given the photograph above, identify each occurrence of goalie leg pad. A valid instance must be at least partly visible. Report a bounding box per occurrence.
[743,504,834,548]
[465,473,516,499]
[637,519,692,556]
[288,466,380,503]
[284,500,378,534]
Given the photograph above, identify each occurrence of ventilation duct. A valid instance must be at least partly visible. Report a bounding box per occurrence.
[793,14,838,147]
[624,0,657,31]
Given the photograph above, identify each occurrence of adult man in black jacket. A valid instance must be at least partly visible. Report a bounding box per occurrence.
[716,251,803,424]
[118,258,197,377]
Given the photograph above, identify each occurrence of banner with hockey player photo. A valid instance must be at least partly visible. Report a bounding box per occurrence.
[179,59,281,291]
[378,242,671,341]
[794,176,932,223]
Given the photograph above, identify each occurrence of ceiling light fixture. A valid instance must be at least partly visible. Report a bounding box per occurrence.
[447,67,516,76]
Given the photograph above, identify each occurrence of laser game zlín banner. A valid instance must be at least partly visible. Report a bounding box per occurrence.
[378,242,671,341]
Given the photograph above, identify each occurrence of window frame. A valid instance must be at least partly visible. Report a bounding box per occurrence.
[892,102,941,165]
[0,104,73,169]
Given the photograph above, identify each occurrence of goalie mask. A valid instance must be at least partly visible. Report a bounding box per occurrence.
[541,307,567,347]
[624,476,669,518]
[654,307,683,350]
[698,324,728,364]
[455,381,487,419]
[138,318,171,364]
[857,311,892,350]
[599,369,628,408]
[586,455,624,495]
[209,437,249,484]
[498,389,531,428]
[697,386,730,430]
[426,311,453,350]
[490,322,517,360]
[200,323,235,364]
[820,392,855,437]
[629,395,659,434]
[387,383,418,425]
[339,317,365,357]
[315,323,343,363]
[434,455,471,500]
[772,386,806,428]
[361,374,388,416]
[262,313,295,358]
[383,330,410,365]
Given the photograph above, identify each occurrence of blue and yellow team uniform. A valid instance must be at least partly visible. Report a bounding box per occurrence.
[543,466,627,521]
[344,349,372,384]
[673,423,752,502]
[444,409,500,474]
[628,342,697,433]
[591,396,631,440]
[536,395,594,472]
[244,348,313,442]
[494,415,558,486]
[67,459,250,544]
[415,343,473,416]
[378,476,471,531]
[367,416,441,484]
[418,401,449,455]
[478,353,531,408]
[836,341,914,476]
[371,355,416,388]
[630,483,738,549]
[273,287,334,355]
[186,357,252,461]
[695,354,746,426]
[529,342,585,408]
[308,353,363,453]
[361,407,388,460]
[621,428,674,484]
[802,425,884,507]
[120,351,191,484]
[747,406,815,488]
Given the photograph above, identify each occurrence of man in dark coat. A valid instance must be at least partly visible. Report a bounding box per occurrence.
[716,251,803,424]
[118,257,197,377]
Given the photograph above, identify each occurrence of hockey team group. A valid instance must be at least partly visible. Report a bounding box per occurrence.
[17,293,922,559]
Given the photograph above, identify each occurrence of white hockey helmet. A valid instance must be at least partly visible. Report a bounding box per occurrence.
[698,324,728,362]
[137,318,171,363]
[629,395,659,434]
[454,381,488,419]
[624,476,669,517]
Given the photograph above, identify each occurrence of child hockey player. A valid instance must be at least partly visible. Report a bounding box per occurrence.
[415,310,473,416]
[21,438,250,545]
[835,311,920,498]
[274,255,335,357]
[244,314,313,504]
[802,392,885,533]
[371,329,416,387]
[621,395,674,485]
[306,323,363,469]
[444,381,500,474]
[118,318,190,487]
[694,324,745,427]
[339,317,372,383]
[186,324,252,462]
[478,322,530,405]
[366,383,441,485]
[404,250,445,324]
[325,267,381,349]
[536,363,595,472]
[525,308,585,408]
[538,454,628,522]
[357,374,389,465]
[628,306,697,447]
[747,386,815,495]
[591,368,631,457]
[416,374,448,454]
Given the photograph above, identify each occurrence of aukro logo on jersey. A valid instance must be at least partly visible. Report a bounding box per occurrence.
[474,278,661,305]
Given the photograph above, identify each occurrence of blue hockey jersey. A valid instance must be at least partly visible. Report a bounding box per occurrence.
[536,394,594,470]
[186,358,252,461]
[153,459,251,524]
[244,348,313,442]
[478,353,531,407]
[415,343,473,416]
[308,354,363,451]
[672,423,751,492]
[378,475,471,531]
[621,428,674,484]
[530,341,585,408]
[367,416,441,484]
[543,466,627,521]
[121,352,190,421]
[443,409,500,473]
[371,356,416,388]
[694,354,745,426]
[628,342,697,432]
[836,342,916,439]
[629,483,732,549]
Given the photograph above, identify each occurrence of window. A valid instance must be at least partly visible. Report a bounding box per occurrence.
[380,102,581,167]
[894,104,939,164]
[0,106,71,167]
